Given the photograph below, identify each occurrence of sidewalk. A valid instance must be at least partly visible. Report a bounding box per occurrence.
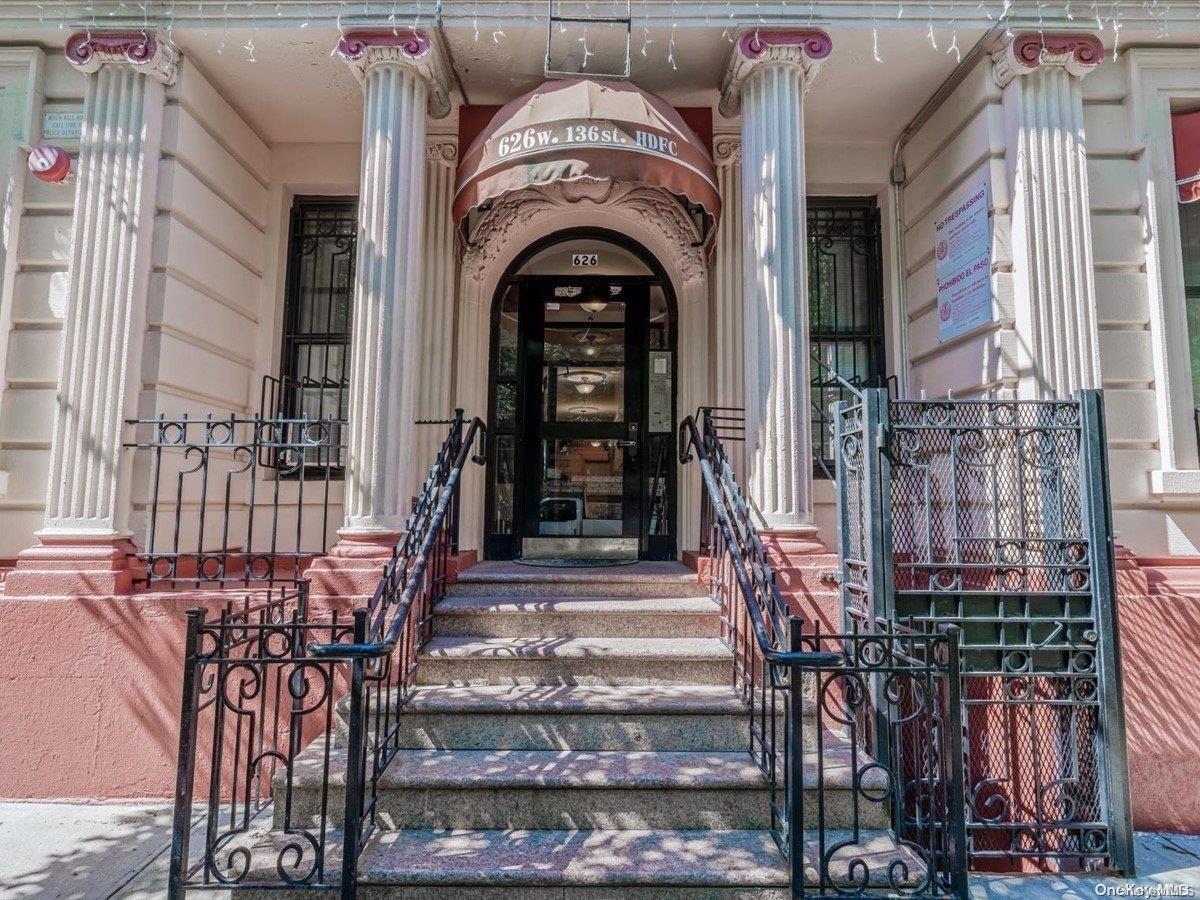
[1,801,1197,899]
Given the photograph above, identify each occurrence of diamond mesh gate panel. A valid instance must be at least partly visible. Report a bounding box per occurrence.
[836,393,1132,874]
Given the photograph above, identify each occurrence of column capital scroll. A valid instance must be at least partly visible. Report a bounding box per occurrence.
[64,29,178,84]
[426,138,459,165]
[336,28,453,118]
[992,32,1104,87]
[719,28,832,118]
[714,136,741,167]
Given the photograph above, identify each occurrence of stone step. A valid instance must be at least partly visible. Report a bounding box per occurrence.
[230,826,926,897]
[356,828,923,894]
[449,562,708,598]
[283,746,888,832]
[432,595,721,638]
[334,684,824,752]
[416,636,732,686]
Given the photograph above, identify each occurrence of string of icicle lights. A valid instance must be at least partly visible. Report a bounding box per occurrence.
[35,1,1181,66]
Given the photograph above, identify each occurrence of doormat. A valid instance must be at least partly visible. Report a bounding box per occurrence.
[514,557,639,568]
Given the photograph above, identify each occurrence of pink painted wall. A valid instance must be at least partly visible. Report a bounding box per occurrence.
[1117,591,1200,833]
[0,594,226,798]
[0,592,352,800]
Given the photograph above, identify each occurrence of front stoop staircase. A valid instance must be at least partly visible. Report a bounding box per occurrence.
[267,562,920,898]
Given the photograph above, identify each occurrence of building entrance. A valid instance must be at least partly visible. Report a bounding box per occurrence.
[484,235,677,561]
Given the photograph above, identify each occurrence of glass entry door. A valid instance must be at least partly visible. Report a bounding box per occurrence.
[520,281,646,559]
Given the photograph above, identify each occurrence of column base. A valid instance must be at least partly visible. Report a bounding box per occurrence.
[306,530,399,597]
[759,526,842,632]
[307,531,480,598]
[4,533,144,597]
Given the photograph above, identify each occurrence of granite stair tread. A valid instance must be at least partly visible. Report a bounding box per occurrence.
[290,744,875,793]
[222,824,926,889]
[434,595,719,614]
[420,635,731,660]
[402,683,748,714]
[454,561,701,584]
[357,828,924,888]
[447,562,710,597]
[359,828,787,886]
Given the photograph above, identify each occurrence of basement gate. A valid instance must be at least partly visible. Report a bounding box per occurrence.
[834,389,1134,874]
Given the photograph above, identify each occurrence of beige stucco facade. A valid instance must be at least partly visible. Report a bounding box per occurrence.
[0,4,1197,566]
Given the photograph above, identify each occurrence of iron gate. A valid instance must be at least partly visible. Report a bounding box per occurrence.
[834,388,1134,874]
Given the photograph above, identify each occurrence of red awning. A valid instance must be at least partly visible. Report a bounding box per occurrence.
[454,78,720,229]
[1173,109,1200,204]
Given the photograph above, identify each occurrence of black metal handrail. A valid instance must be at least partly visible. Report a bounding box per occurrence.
[680,408,967,898]
[679,412,838,671]
[310,410,486,895]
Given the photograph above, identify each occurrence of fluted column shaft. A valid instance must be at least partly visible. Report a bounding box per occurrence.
[410,140,459,495]
[336,30,452,539]
[720,29,830,529]
[43,33,174,536]
[996,33,1104,398]
[344,64,428,534]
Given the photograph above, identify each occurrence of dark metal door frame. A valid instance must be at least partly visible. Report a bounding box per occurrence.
[518,279,647,546]
[484,269,677,561]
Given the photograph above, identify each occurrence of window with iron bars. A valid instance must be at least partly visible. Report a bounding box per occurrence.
[808,198,888,475]
[276,196,356,469]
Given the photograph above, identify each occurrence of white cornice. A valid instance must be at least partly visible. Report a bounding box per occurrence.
[0,2,1193,29]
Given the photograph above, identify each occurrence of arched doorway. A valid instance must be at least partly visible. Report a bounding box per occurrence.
[484,229,678,561]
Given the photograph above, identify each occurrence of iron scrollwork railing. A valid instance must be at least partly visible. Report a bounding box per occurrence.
[125,400,345,588]
[168,584,352,893]
[167,411,486,898]
[309,411,485,892]
[834,389,1134,875]
[680,409,968,899]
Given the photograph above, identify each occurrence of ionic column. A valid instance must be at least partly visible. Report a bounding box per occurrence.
[7,32,176,597]
[995,33,1104,398]
[719,29,830,531]
[335,30,452,553]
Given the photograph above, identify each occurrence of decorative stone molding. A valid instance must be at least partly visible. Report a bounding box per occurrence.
[461,180,706,287]
[719,28,832,117]
[714,136,742,167]
[425,138,458,165]
[993,32,1104,87]
[64,29,178,84]
[336,28,452,118]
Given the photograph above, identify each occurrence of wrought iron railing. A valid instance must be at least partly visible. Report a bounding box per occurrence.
[309,411,485,889]
[834,389,1134,875]
[168,584,352,893]
[125,402,344,588]
[167,411,485,897]
[679,409,967,898]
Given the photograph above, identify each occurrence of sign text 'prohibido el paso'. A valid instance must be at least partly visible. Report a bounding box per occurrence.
[934,180,994,344]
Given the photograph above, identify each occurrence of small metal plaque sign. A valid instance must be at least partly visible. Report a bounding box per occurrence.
[571,253,598,267]
[41,108,84,142]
